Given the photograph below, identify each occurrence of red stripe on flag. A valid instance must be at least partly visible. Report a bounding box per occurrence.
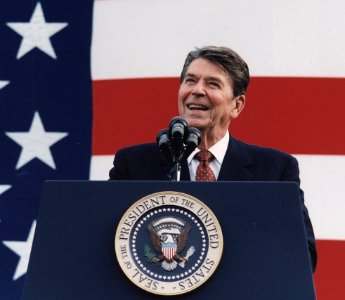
[314,240,345,299]
[92,77,345,155]
[92,78,179,155]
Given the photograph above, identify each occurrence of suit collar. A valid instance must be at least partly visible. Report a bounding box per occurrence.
[218,135,254,181]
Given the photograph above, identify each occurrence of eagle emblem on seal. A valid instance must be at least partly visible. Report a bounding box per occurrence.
[146,217,195,271]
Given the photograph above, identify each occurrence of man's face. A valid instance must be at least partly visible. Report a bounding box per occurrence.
[178,58,244,138]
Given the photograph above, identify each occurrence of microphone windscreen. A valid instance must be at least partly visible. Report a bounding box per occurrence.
[185,127,201,147]
[156,129,170,148]
[156,129,172,163]
[169,117,188,140]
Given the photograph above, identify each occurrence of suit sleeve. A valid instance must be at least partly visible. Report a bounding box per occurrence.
[281,155,317,273]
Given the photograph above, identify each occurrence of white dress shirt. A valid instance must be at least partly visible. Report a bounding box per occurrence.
[187,131,229,181]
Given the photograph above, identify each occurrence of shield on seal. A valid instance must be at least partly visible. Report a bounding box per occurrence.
[162,243,177,260]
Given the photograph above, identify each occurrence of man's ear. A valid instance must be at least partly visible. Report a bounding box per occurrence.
[230,95,245,119]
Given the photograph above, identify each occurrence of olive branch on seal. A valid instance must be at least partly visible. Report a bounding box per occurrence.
[144,244,156,262]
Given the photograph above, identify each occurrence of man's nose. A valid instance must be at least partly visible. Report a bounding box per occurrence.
[191,81,206,96]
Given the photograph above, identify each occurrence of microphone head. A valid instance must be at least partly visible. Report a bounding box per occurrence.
[169,116,188,140]
[184,127,201,147]
[156,129,170,148]
[182,127,201,160]
[156,129,172,163]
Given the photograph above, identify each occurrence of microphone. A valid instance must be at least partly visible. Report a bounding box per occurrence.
[156,129,172,163]
[169,117,188,162]
[182,127,201,160]
[169,117,188,141]
[156,116,201,181]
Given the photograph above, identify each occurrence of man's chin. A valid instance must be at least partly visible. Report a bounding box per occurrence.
[184,118,209,130]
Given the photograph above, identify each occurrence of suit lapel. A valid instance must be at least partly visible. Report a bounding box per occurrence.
[218,136,254,181]
[156,151,173,180]
[180,160,191,181]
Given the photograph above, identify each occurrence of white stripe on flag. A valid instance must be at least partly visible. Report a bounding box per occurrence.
[92,0,345,79]
[90,155,113,181]
[296,154,345,240]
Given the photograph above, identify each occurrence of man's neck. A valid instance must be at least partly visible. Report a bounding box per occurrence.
[199,128,229,150]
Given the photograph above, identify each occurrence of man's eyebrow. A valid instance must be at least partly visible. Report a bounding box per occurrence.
[184,73,197,78]
[185,73,223,82]
[206,76,223,82]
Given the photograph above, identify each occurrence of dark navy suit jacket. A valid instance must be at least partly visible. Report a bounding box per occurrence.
[109,136,317,272]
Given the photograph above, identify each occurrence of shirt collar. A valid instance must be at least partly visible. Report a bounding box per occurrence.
[187,131,229,164]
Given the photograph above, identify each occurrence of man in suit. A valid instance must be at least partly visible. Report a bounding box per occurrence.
[109,46,317,272]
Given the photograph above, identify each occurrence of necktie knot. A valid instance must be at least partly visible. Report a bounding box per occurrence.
[195,150,214,166]
[195,150,216,181]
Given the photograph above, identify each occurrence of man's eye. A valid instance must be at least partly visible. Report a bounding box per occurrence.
[185,78,195,83]
[209,81,220,88]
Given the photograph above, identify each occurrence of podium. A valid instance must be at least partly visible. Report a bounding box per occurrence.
[22,181,316,299]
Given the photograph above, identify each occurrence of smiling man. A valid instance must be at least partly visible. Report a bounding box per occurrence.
[109,46,317,272]
[178,47,247,150]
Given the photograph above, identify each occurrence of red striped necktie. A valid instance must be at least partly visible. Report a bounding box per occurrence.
[195,150,216,181]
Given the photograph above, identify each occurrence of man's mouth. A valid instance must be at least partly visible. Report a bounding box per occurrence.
[187,104,209,111]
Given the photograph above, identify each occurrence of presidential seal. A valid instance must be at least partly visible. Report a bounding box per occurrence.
[114,191,223,296]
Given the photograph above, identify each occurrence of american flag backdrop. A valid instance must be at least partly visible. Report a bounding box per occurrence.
[1,0,345,299]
